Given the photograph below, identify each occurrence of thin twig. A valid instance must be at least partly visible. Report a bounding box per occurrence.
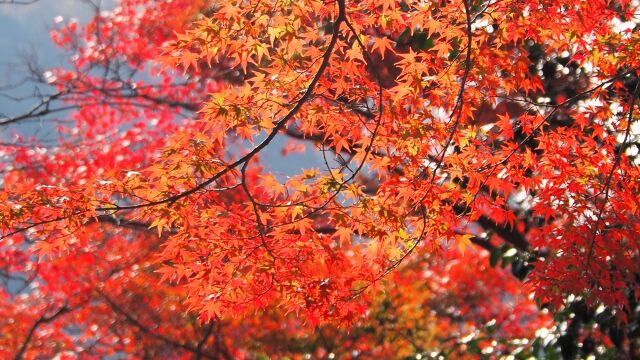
[585,79,640,272]
[14,305,70,360]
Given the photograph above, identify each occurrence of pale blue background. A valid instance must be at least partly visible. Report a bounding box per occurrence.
[0,0,325,173]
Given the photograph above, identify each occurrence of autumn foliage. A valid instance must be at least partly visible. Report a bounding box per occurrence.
[1,0,639,358]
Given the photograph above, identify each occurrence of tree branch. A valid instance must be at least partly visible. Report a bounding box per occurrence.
[97,291,217,359]
[14,304,70,360]
[95,0,347,213]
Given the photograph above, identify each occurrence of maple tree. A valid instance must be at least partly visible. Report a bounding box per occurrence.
[1,0,640,358]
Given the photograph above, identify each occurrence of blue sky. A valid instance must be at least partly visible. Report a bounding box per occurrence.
[0,1,111,138]
[0,0,327,173]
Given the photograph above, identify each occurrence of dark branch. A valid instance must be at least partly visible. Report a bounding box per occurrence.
[0,0,38,4]
[98,291,217,359]
[15,304,70,360]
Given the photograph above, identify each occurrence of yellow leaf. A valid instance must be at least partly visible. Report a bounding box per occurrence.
[291,205,303,221]
[457,234,474,255]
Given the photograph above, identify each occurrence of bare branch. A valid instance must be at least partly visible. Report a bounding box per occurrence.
[0,0,39,4]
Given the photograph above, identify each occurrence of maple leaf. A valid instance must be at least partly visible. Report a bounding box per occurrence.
[1,0,639,357]
[371,36,394,59]
[457,234,474,256]
[334,226,353,247]
[177,50,199,74]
